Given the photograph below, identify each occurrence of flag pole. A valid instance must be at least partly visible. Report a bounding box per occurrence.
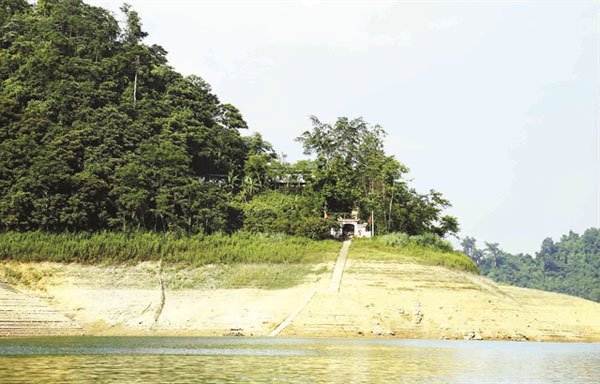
[371,210,374,237]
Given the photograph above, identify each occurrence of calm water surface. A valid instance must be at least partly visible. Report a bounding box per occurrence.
[0,337,598,383]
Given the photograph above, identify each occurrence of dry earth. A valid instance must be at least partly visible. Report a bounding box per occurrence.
[1,258,599,341]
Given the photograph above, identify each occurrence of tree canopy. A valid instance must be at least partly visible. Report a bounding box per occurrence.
[0,0,250,233]
[0,0,458,240]
[297,116,459,237]
[461,228,600,302]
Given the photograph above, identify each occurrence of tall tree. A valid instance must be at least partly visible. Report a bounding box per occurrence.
[297,116,458,237]
[120,3,147,105]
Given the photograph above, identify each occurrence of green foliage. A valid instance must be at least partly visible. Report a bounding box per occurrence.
[243,132,276,158]
[462,228,600,302]
[0,0,248,233]
[0,0,459,246]
[351,234,478,274]
[293,217,336,240]
[296,116,459,238]
[377,232,454,253]
[0,231,340,265]
[243,190,338,240]
[0,0,30,25]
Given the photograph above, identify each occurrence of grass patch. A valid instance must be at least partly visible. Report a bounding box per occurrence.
[219,264,321,290]
[0,261,331,290]
[0,231,340,290]
[163,263,328,290]
[0,231,340,265]
[349,238,478,274]
[0,263,54,289]
[0,264,23,286]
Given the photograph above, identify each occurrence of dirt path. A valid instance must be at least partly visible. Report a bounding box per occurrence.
[328,239,351,292]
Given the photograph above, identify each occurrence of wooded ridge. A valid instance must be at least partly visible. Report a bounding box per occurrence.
[0,0,458,239]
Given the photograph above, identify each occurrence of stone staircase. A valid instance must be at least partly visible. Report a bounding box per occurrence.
[0,283,82,337]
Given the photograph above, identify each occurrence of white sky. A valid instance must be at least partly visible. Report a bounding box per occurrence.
[86,0,599,255]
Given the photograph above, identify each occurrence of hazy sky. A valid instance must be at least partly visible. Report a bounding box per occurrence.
[87,0,599,255]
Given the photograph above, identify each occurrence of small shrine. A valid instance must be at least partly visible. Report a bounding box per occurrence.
[330,209,372,239]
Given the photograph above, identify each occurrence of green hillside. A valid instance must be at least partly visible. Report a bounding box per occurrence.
[461,228,600,302]
[0,0,458,240]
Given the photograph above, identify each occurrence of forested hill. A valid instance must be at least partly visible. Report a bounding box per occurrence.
[0,0,459,240]
[0,0,252,232]
[461,228,600,302]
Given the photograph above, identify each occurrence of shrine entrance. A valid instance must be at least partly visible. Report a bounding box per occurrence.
[342,223,356,238]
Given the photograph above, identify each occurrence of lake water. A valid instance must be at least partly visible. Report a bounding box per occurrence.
[0,337,598,383]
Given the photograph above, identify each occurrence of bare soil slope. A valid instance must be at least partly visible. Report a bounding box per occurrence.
[1,258,598,341]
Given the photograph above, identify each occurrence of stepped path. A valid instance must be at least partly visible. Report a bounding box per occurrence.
[328,239,351,292]
[0,282,82,337]
[269,239,351,336]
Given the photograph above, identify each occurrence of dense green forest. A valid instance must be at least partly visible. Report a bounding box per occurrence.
[0,0,458,240]
[461,228,600,302]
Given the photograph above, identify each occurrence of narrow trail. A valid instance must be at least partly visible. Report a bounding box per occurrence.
[328,239,351,292]
[269,239,351,337]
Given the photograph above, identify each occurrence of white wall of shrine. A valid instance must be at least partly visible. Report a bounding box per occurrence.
[330,219,372,239]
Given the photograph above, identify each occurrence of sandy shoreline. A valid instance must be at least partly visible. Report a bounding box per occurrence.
[1,259,599,342]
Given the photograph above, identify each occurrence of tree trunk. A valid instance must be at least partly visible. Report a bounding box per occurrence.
[388,189,394,232]
[133,55,139,105]
[371,210,374,237]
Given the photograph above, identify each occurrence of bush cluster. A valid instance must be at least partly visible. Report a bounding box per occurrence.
[242,190,339,240]
[377,232,454,252]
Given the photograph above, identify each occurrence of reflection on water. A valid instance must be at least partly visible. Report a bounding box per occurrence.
[0,337,598,383]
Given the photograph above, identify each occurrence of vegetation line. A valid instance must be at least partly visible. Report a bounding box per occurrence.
[0,232,340,265]
[351,233,478,274]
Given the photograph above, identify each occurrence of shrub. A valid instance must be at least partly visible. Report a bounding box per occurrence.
[292,217,338,240]
[378,232,454,252]
[243,190,337,240]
